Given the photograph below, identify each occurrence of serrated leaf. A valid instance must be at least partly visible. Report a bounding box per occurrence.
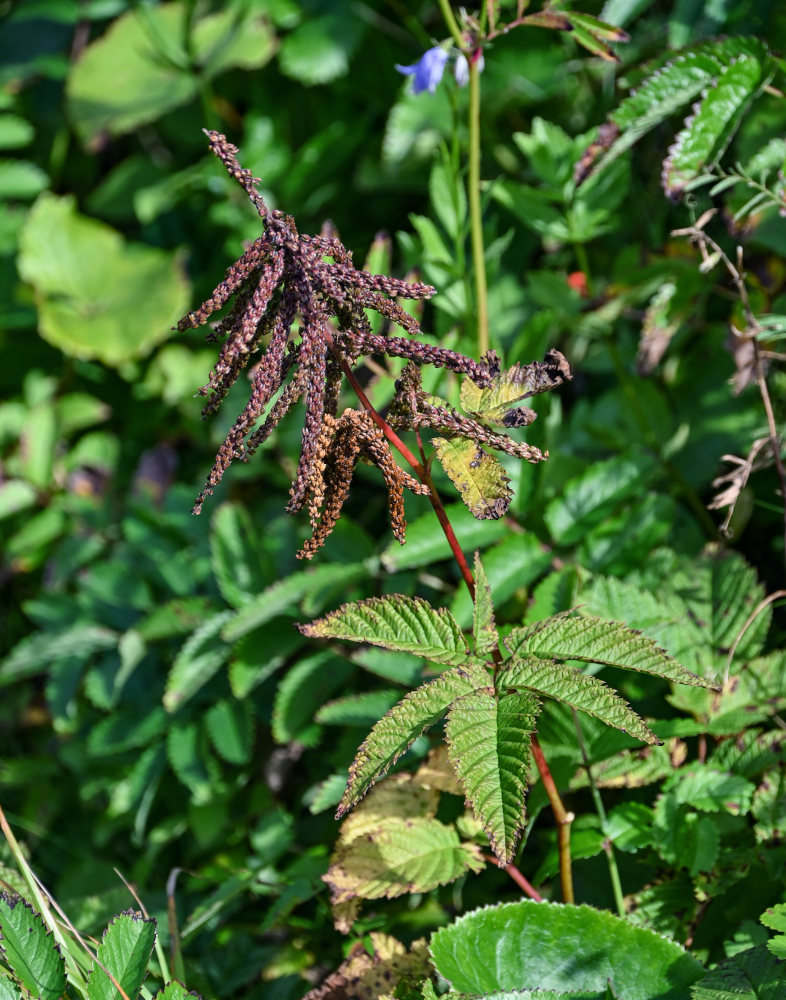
[472,552,499,656]
[163,611,233,712]
[452,533,553,630]
[505,613,712,689]
[603,802,655,852]
[430,899,704,998]
[166,720,218,804]
[690,943,786,999]
[209,503,273,609]
[153,983,199,1000]
[653,793,720,875]
[325,817,484,903]
[315,690,403,727]
[663,56,764,198]
[205,698,253,765]
[338,775,439,846]
[0,893,66,1000]
[272,652,355,747]
[299,595,473,666]
[667,767,755,814]
[0,624,117,687]
[221,562,369,642]
[338,665,490,816]
[761,903,786,960]
[445,690,538,863]
[433,437,511,520]
[87,911,156,1000]
[499,655,658,745]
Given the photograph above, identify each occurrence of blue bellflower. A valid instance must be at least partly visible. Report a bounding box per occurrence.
[395,46,449,95]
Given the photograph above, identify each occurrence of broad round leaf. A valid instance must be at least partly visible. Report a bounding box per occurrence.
[430,900,704,999]
[18,194,189,368]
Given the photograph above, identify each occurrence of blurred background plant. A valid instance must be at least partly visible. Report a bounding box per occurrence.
[2,1,786,998]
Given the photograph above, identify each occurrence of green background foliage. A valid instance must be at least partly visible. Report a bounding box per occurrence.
[1,1,786,998]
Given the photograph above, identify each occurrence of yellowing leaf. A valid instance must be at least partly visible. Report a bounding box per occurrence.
[324,817,484,903]
[433,437,511,520]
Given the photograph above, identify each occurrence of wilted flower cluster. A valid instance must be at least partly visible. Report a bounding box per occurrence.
[177,131,501,551]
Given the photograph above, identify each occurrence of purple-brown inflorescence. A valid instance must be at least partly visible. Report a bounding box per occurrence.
[176,131,496,519]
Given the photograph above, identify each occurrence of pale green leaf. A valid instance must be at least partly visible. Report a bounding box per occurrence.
[445,690,538,863]
[666,767,755,815]
[325,817,484,903]
[430,899,704,998]
[505,613,712,689]
[0,159,48,199]
[761,903,786,961]
[472,551,499,656]
[209,503,273,609]
[298,595,473,666]
[0,893,66,1000]
[0,114,34,149]
[18,194,189,367]
[339,665,490,816]
[433,437,511,520]
[87,911,156,1000]
[0,480,37,521]
[499,655,658,745]
[163,611,233,713]
[663,56,764,197]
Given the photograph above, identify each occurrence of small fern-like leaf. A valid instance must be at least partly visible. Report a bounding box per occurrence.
[324,817,484,903]
[505,613,715,689]
[433,437,512,520]
[472,552,499,656]
[499,655,659,746]
[298,595,474,666]
[0,893,66,1000]
[663,55,766,199]
[338,665,490,817]
[445,690,539,863]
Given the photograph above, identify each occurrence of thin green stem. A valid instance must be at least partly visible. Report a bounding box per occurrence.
[435,0,464,48]
[572,240,593,298]
[572,711,625,917]
[468,59,489,356]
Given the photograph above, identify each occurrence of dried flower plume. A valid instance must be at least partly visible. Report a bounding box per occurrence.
[177,131,571,552]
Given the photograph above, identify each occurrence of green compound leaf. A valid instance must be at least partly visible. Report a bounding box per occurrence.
[0,624,117,687]
[338,665,491,817]
[87,910,156,1000]
[324,817,484,903]
[315,690,403,727]
[433,437,512,520]
[472,552,499,656]
[663,55,764,198]
[691,943,786,999]
[0,893,66,1000]
[499,655,658,746]
[299,595,474,666]
[430,900,704,999]
[18,194,189,368]
[505,613,713,690]
[445,690,539,864]
[272,652,355,748]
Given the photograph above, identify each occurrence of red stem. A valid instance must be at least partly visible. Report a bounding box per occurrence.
[483,854,543,901]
